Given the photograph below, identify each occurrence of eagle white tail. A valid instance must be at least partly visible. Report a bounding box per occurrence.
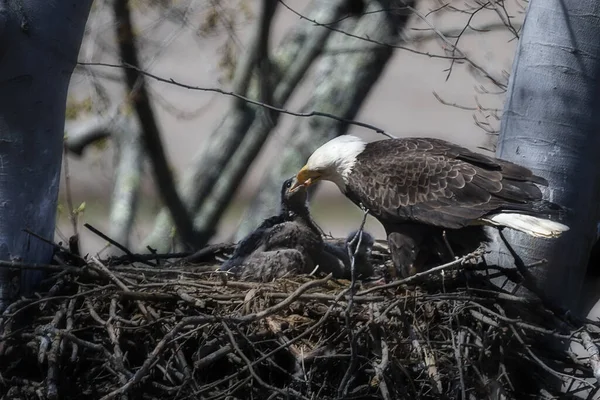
[483,213,570,238]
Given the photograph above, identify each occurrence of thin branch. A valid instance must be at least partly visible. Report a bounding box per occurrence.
[221,321,309,400]
[78,61,393,138]
[64,105,120,156]
[581,330,600,385]
[278,0,459,61]
[357,248,485,296]
[338,208,369,397]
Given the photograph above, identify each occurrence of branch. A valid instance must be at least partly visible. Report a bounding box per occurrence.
[407,21,523,44]
[278,0,459,61]
[79,61,394,138]
[112,0,197,249]
[581,330,600,385]
[108,113,143,249]
[357,249,485,296]
[98,274,333,400]
[64,105,120,156]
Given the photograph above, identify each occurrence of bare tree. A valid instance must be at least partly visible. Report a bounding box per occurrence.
[484,0,600,313]
[0,1,93,309]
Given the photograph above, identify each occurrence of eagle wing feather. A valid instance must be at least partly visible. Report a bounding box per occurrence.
[345,138,548,229]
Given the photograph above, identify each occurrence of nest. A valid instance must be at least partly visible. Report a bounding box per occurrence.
[1,241,599,400]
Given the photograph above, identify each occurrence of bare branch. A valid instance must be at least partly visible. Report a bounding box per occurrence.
[64,105,120,156]
[581,330,600,385]
[109,115,143,249]
[78,61,393,138]
[279,0,459,61]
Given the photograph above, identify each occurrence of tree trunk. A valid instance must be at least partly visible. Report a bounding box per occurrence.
[484,0,600,313]
[235,0,415,240]
[0,1,93,309]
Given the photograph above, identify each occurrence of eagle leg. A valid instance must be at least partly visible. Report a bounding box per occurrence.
[442,230,456,259]
[386,228,425,278]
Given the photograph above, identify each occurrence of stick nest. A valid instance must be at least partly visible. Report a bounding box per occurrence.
[1,244,599,400]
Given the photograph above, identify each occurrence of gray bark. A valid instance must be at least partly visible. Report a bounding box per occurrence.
[107,111,142,249]
[0,1,93,309]
[235,0,415,240]
[141,0,348,252]
[484,0,600,313]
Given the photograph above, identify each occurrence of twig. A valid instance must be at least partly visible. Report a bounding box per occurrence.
[62,143,78,236]
[180,243,233,264]
[65,293,78,362]
[22,229,85,267]
[373,336,391,400]
[84,223,156,267]
[78,61,393,139]
[99,274,332,400]
[452,329,466,400]
[279,0,456,61]
[358,249,484,295]
[88,257,150,319]
[84,224,134,259]
[338,208,369,397]
[109,251,192,266]
[221,321,309,400]
[581,330,600,384]
[508,323,592,388]
[107,298,131,397]
[411,325,443,394]
[238,274,333,323]
[44,302,67,400]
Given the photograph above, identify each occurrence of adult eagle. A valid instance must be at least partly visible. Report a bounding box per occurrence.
[291,135,569,277]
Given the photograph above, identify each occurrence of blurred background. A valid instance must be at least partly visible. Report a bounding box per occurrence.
[59,0,525,256]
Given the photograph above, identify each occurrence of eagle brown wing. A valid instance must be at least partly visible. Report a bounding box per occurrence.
[345,138,551,229]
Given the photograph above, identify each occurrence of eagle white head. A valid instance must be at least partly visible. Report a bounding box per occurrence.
[292,135,367,192]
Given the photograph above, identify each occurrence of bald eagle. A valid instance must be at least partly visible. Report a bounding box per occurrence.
[291,135,569,277]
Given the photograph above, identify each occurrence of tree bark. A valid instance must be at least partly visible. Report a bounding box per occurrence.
[0,1,93,309]
[484,0,600,313]
[235,0,415,240]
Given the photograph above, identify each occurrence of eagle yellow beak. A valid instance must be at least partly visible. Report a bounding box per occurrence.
[291,165,321,191]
